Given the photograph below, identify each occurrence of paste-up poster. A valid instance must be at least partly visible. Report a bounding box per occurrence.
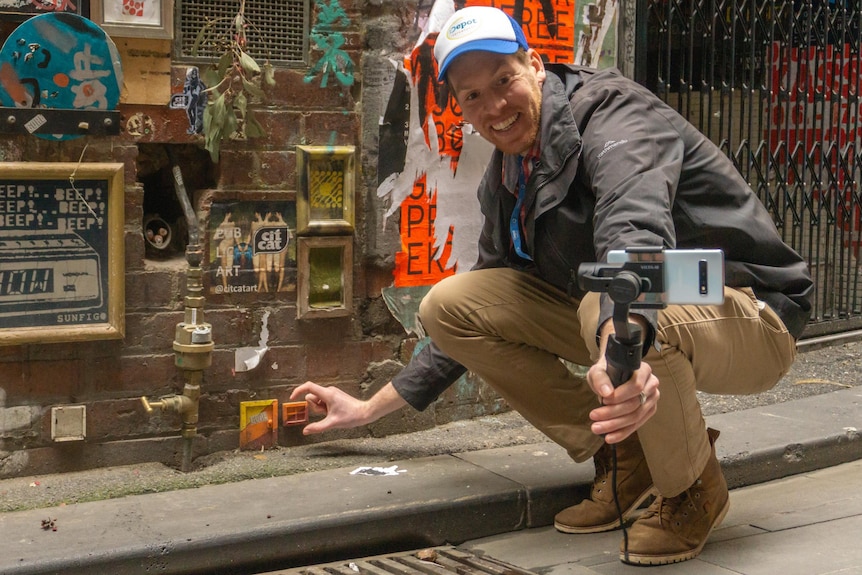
[374,0,586,406]
[206,202,297,297]
[573,0,618,68]
[377,0,582,301]
[767,41,862,253]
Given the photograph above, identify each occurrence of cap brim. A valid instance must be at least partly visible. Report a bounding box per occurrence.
[437,39,522,81]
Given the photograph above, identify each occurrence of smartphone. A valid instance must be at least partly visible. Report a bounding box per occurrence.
[607,248,725,306]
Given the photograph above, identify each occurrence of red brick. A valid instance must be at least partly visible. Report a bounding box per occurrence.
[255,345,306,385]
[125,270,178,310]
[215,150,294,188]
[306,340,366,381]
[296,314,354,344]
[86,397,168,440]
[303,112,360,146]
[25,342,79,361]
[0,361,24,389]
[114,354,179,394]
[118,104,198,144]
[266,69,355,110]
[0,346,24,361]
[206,307,254,347]
[125,230,146,271]
[247,109,303,149]
[13,359,84,402]
[124,311,183,351]
[125,183,145,225]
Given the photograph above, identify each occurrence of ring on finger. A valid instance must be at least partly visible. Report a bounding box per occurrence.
[638,391,647,406]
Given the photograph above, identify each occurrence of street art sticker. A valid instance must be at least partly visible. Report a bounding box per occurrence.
[304,0,355,88]
[0,0,78,17]
[574,0,618,68]
[0,13,122,140]
[206,201,297,297]
[167,66,206,135]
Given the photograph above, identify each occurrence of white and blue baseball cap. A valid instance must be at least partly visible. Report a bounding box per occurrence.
[434,6,530,81]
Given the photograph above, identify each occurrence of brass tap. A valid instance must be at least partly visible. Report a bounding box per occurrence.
[140,394,194,415]
[140,374,200,439]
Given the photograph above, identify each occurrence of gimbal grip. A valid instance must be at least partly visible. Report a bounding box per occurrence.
[605,333,643,388]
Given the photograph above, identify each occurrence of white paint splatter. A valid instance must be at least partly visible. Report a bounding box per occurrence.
[234,309,272,372]
[350,465,407,476]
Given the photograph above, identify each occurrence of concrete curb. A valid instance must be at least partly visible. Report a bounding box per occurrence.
[1,387,860,575]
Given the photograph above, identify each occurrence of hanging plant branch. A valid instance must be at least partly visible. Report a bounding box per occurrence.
[192,0,277,162]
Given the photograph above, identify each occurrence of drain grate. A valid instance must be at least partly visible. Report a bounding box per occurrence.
[266,547,539,575]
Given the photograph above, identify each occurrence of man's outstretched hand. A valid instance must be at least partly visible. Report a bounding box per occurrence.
[289,381,407,435]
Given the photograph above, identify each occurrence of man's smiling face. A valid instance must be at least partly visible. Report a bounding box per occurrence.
[447,49,546,155]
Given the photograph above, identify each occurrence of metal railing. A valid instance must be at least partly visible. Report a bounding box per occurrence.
[639,0,862,336]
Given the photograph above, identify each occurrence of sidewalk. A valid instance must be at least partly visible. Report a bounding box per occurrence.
[297,459,862,575]
[1,385,860,575]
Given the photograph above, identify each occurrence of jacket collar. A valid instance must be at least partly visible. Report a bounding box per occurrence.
[536,68,582,178]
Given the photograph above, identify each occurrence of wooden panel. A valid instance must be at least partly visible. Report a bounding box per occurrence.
[116,38,172,105]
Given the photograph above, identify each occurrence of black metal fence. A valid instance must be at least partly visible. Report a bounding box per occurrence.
[639,0,862,336]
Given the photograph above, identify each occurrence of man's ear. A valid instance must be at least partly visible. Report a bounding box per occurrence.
[528,49,547,83]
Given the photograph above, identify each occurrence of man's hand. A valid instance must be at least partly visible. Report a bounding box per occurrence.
[586,355,659,444]
[289,381,407,435]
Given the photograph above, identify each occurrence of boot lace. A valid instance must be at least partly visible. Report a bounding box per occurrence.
[647,479,703,529]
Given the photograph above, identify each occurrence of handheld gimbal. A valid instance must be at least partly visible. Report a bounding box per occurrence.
[578,261,657,387]
[578,247,724,387]
[577,247,724,560]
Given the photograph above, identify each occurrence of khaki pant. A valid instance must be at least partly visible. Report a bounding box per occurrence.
[419,267,797,496]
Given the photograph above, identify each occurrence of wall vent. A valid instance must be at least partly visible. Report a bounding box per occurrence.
[176,0,309,66]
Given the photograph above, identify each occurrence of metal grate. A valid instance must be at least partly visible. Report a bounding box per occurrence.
[265,547,540,575]
[640,0,862,336]
[176,0,309,65]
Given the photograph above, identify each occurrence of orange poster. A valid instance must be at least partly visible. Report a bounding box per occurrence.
[390,0,579,288]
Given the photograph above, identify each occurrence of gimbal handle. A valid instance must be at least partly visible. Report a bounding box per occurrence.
[579,266,645,388]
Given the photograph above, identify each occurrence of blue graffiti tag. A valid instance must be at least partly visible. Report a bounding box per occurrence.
[303,0,354,88]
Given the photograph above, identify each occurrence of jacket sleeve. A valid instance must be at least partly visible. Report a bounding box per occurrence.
[390,158,501,411]
[391,340,468,411]
[472,217,506,271]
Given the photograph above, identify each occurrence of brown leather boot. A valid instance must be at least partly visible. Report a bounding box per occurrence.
[554,432,654,534]
[621,428,730,565]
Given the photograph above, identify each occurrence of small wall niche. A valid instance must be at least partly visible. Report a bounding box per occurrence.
[136,144,214,260]
[297,235,353,319]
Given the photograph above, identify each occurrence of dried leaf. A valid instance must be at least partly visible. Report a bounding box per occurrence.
[201,68,221,92]
[191,26,208,57]
[223,104,238,137]
[242,77,264,100]
[263,61,276,87]
[217,51,233,78]
[238,50,261,75]
[234,91,248,117]
[244,109,266,139]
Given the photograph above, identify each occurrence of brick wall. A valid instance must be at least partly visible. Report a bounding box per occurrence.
[0,2,507,479]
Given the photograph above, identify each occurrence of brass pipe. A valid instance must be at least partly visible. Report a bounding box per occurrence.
[140,153,212,471]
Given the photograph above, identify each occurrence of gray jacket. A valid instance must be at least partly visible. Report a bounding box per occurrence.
[392,64,813,411]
